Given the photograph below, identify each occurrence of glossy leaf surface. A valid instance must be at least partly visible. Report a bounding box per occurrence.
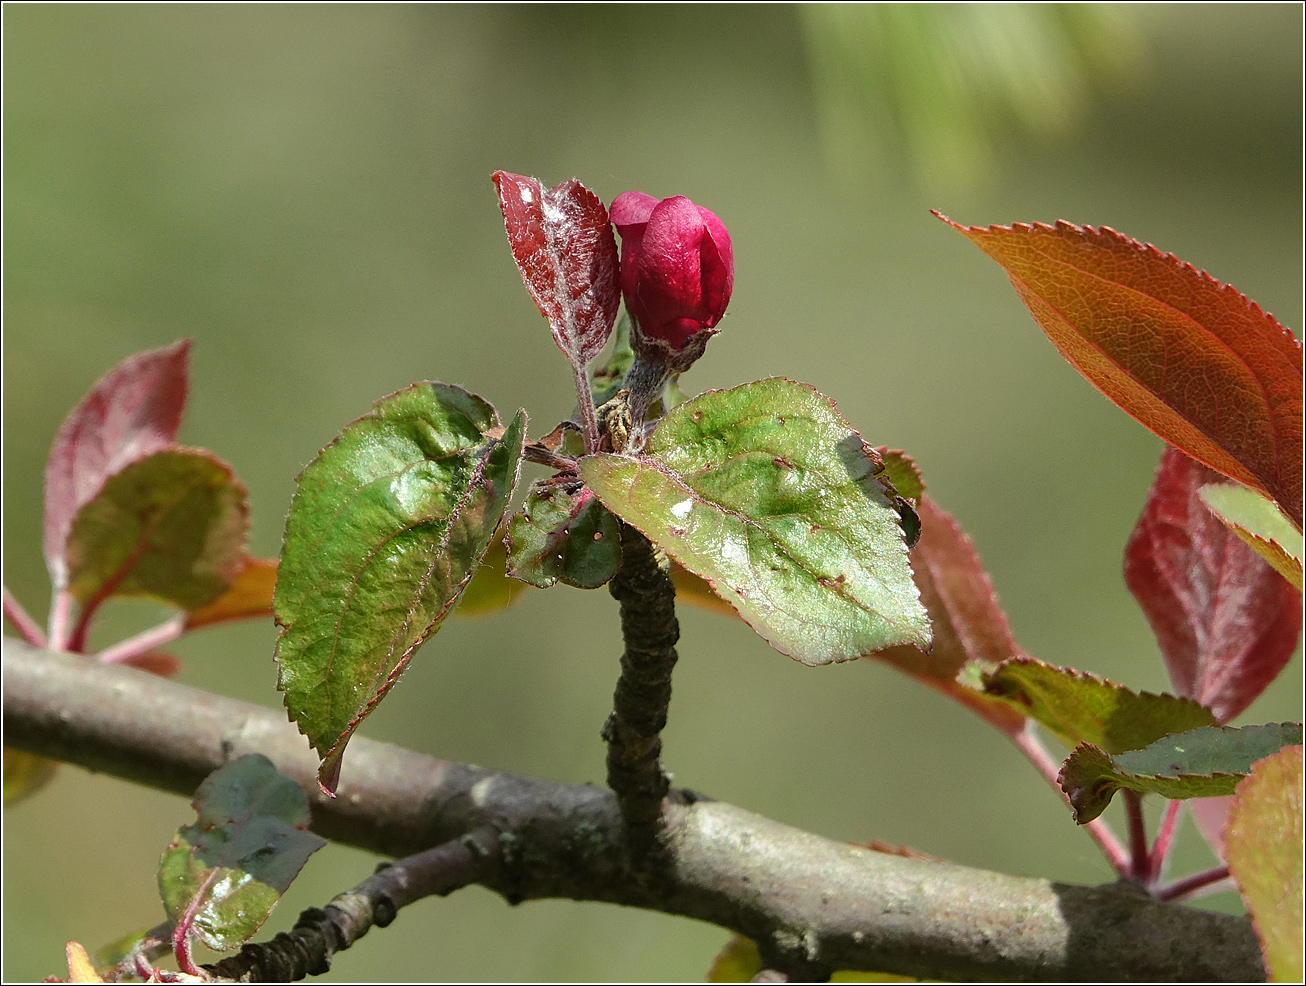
[43,341,190,588]
[978,656,1216,754]
[65,449,248,612]
[581,378,930,664]
[943,217,1303,527]
[185,555,278,629]
[1059,722,1303,823]
[507,482,621,588]
[1200,482,1304,590]
[158,754,325,951]
[1125,448,1301,723]
[868,496,1026,735]
[493,171,620,368]
[275,383,525,792]
[1226,745,1303,983]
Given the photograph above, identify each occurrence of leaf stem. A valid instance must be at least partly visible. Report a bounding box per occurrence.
[48,590,74,651]
[204,826,501,982]
[603,523,680,851]
[1146,800,1184,884]
[1123,790,1150,879]
[1158,865,1233,903]
[573,362,601,455]
[2,586,47,648]
[94,613,187,665]
[1011,723,1131,877]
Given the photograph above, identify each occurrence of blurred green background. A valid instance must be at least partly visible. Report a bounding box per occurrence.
[3,5,1301,981]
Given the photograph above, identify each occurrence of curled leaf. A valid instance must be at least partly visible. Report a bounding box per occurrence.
[274,383,525,792]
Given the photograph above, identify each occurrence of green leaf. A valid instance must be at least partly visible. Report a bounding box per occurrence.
[975,657,1217,754]
[506,481,622,589]
[3,746,59,805]
[158,754,326,952]
[274,383,526,792]
[1226,745,1303,983]
[1200,483,1304,590]
[876,448,924,504]
[456,534,530,616]
[581,378,930,664]
[707,935,762,983]
[65,449,248,611]
[1059,722,1303,823]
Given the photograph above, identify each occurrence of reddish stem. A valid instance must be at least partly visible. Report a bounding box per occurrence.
[95,613,186,665]
[1147,800,1183,883]
[171,869,219,978]
[1158,865,1232,902]
[1011,724,1131,877]
[3,586,47,648]
[1123,790,1150,879]
[48,590,74,651]
[573,362,601,454]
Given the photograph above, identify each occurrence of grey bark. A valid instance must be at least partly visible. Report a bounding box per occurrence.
[3,639,1265,982]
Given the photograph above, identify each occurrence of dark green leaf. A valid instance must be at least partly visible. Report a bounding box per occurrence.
[976,657,1216,754]
[1059,722,1303,823]
[507,481,622,588]
[65,449,248,611]
[274,383,525,792]
[158,754,326,951]
[1226,745,1303,982]
[581,378,930,664]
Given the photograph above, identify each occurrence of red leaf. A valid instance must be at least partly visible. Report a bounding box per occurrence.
[118,651,183,678]
[868,496,1028,736]
[940,217,1303,529]
[1124,447,1301,723]
[492,171,620,368]
[43,341,190,588]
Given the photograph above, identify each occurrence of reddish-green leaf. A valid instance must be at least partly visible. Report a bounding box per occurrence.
[581,379,930,664]
[978,656,1216,754]
[941,217,1303,528]
[867,496,1027,736]
[158,754,325,953]
[1125,448,1301,723]
[1059,722,1303,823]
[184,555,278,629]
[1226,745,1303,983]
[274,384,525,793]
[1200,482,1304,591]
[66,449,248,613]
[493,171,620,369]
[506,481,622,589]
[44,341,190,588]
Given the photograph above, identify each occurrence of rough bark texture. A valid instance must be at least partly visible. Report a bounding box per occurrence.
[604,523,680,850]
[4,640,1265,982]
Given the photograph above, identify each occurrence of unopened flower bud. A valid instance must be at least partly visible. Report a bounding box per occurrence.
[610,191,733,374]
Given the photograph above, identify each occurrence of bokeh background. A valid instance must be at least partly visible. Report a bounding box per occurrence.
[4,5,1301,981]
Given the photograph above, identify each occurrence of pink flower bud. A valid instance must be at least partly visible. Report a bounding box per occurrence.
[610,191,734,365]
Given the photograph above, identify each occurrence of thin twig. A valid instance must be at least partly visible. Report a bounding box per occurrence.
[3,585,47,648]
[1123,790,1150,879]
[204,827,500,982]
[95,613,187,665]
[603,523,680,851]
[1147,800,1184,884]
[1158,865,1233,903]
[1010,723,1131,877]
